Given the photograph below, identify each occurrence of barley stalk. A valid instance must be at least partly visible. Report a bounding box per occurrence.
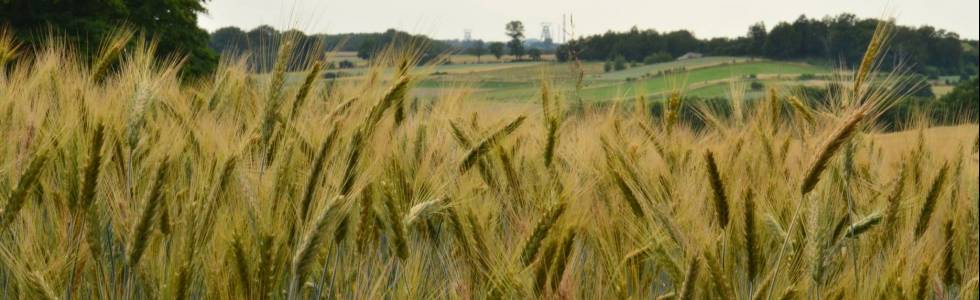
[677,255,700,300]
[520,202,567,265]
[460,115,526,173]
[301,126,340,220]
[914,163,949,239]
[743,188,759,281]
[0,148,50,232]
[128,159,169,267]
[290,61,323,119]
[801,109,865,195]
[289,196,347,300]
[704,151,730,228]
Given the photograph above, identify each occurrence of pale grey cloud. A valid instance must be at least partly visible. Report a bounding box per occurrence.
[198,0,979,41]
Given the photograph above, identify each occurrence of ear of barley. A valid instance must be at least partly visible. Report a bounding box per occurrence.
[602,138,646,218]
[534,239,559,294]
[914,163,949,239]
[459,115,526,173]
[664,92,682,133]
[174,262,191,300]
[548,228,577,291]
[942,219,959,285]
[704,251,734,299]
[677,255,701,300]
[743,188,759,281]
[301,126,340,220]
[339,130,364,196]
[883,164,908,242]
[289,196,347,300]
[333,216,350,245]
[384,193,409,260]
[449,121,474,147]
[520,202,567,265]
[290,61,323,119]
[231,236,252,297]
[787,96,816,126]
[85,206,104,260]
[767,87,781,130]
[355,184,376,254]
[800,110,865,195]
[0,148,49,232]
[403,197,448,229]
[853,20,893,97]
[914,264,930,300]
[364,75,411,136]
[0,28,19,67]
[704,151,730,228]
[129,159,169,267]
[843,211,883,239]
[90,29,134,82]
[259,37,296,148]
[543,117,560,168]
[76,123,106,211]
[158,202,171,235]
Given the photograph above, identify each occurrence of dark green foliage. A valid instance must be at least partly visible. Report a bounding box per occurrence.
[557,14,974,77]
[938,77,979,120]
[643,52,673,65]
[528,48,542,61]
[505,21,525,60]
[489,42,506,60]
[1,0,217,77]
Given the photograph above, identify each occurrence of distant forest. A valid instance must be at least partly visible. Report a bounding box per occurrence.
[557,14,979,77]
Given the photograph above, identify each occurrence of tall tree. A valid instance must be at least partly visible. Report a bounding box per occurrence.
[505,21,525,60]
[489,42,505,60]
[469,40,486,62]
[747,22,767,58]
[209,26,247,55]
[0,0,217,77]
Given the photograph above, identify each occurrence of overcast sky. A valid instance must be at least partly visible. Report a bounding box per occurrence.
[197,0,979,41]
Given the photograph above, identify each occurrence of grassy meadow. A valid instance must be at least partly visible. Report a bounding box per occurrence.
[1,22,979,300]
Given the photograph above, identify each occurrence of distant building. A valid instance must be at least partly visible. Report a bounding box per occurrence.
[676,52,703,60]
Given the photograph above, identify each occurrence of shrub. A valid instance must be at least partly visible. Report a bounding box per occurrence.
[643,52,673,65]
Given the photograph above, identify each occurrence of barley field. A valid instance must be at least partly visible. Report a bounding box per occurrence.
[1,23,978,299]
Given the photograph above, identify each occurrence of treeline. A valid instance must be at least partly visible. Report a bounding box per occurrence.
[558,14,979,77]
[208,26,452,72]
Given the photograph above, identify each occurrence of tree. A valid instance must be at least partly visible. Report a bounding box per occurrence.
[246,25,281,72]
[469,40,486,62]
[643,52,672,65]
[764,22,800,59]
[528,48,542,61]
[747,22,767,58]
[612,55,627,71]
[1,0,217,77]
[507,39,525,61]
[357,39,377,60]
[505,21,525,60]
[938,77,979,118]
[489,42,505,60]
[209,27,247,55]
[125,0,217,76]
